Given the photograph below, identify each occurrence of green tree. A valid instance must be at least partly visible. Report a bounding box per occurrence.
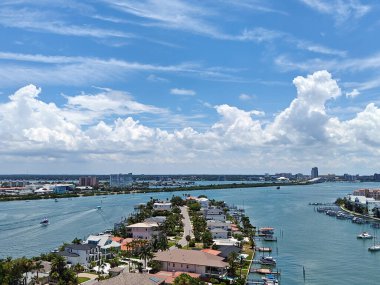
[227,252,239,277]
[139,245,154,268]
[202,230,213,248]
[34,260,44,283]
[173,273,205,285]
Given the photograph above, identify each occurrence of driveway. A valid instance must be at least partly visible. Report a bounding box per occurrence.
[178,206,194,247]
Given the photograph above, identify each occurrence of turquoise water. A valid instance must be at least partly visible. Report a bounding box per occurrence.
[1,182,380,284]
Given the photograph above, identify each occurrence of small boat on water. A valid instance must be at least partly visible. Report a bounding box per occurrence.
[259,256,277,266]
[96,206,102,210]
[256,247,272,252]
[357,232,373,239]
[276,186,280,190]
[262,275,279,285]
[259,227,274,235]
[368,237,380,252]
[369,244,380,252]
[263,235,277,242]
[40,218,49,226]
[54,198,58,202]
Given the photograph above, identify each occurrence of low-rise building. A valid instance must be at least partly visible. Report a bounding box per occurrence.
[127,222,160,240]
[153,249,228,278]
[58,244,100,266]
[93,272,165,285]
[206,220,231,231]
[210,228,229,239]
[204,207,226,222]
[153,202,172,211]
[85,234,121,259]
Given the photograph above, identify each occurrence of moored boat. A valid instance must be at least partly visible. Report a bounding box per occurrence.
[256,247,272,252]
[259,227,274,235]
[368,244,380,252]
[357,232,373,239]
[259,256,277,266]
[263,235,277,242]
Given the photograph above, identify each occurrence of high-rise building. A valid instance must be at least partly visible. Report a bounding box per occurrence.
[311,167,319,179]
[110,173,133,188]
[79,176,98,187]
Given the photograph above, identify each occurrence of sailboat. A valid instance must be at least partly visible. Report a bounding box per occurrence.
[368,236,380,252]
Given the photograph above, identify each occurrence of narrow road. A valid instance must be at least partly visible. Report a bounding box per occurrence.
[178,206,194,247]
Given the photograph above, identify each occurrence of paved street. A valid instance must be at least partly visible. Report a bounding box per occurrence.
[178,206,194,247]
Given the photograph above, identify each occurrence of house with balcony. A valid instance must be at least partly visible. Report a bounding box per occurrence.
[127,221,160,240]
[85,234,121,259]
[204,207,226,222]
[58,244,100,266]
[153,249,228,278]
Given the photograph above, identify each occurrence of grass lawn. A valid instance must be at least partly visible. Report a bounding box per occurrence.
[78,277,91,283]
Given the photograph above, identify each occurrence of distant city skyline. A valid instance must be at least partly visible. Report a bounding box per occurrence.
[0,1,380,174]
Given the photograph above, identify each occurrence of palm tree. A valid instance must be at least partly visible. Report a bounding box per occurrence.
[139,245,153,269]
[227,251,239,277]
[34,260,44,284]
[73,263,83,279]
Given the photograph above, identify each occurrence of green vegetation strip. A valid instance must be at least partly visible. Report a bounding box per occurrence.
[0,181,310,202]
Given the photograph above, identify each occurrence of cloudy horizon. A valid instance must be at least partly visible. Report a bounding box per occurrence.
[0,0,379,175]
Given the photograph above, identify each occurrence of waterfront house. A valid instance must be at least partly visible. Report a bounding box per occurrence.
[204,207,226,222]
[210,228,229,239]
[144,216,167,225]
[207,220,231,231]
[152,271,201,284]
[85,234,121,259]
[153,202,172,211]
[152,249,228,278]
[127,221,160,240]
[57,243,100,266]
[93,272,165,285]
[197,197,210,208]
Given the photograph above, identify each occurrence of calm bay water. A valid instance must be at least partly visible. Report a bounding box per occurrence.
[1,182,380,284]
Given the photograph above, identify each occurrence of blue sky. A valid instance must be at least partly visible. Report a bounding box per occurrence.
[1,0,380,175]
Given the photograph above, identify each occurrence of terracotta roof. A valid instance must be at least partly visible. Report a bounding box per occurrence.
[153,249,227,268]
[93,272,164,285]
[152,271,200,284]
[112,237,123,243]
[200,249,221,256]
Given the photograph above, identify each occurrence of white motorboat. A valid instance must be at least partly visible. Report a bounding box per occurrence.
[357,232,373,239]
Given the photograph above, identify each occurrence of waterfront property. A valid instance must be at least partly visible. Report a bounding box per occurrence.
[126,221,160,240]
[57,243,100,266]
[85,234,121,259]
[152,249,228,278]
[203,207,226,222]
[93,271,165,285]
[210,228,229,239]
[153,202,172,211]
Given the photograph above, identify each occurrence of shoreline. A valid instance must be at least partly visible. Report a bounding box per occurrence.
[0,181,310,202]
[339,205,380,222]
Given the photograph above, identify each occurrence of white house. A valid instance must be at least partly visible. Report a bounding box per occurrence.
[58,244,100,266]
[85,234,121,259]
[153,249,228,278]
[127,222,160,240]
[153,202,172,211]
[197,197,209,208]
[207,220,231,231]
